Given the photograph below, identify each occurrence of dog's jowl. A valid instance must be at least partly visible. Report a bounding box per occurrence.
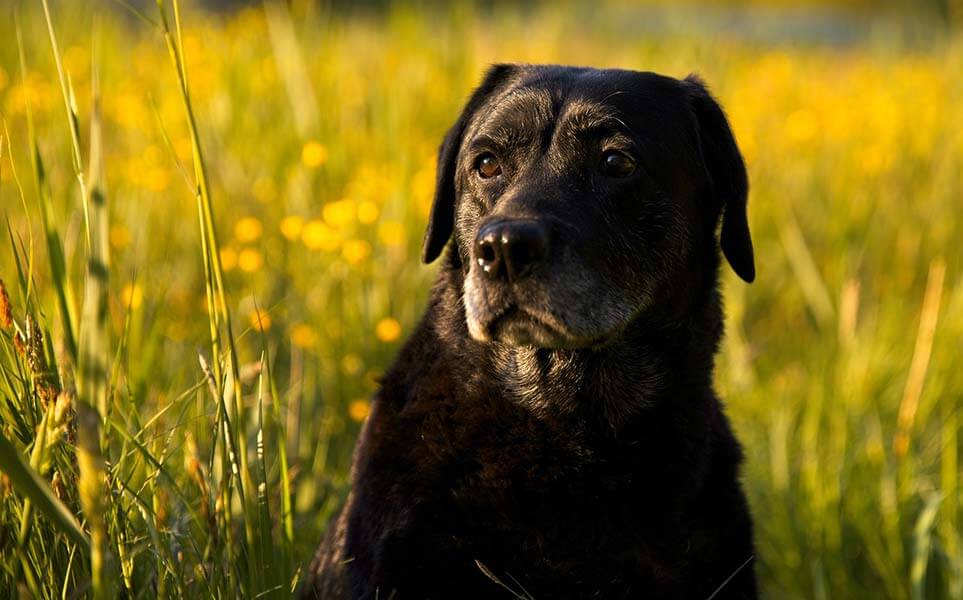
[302,64,758,599]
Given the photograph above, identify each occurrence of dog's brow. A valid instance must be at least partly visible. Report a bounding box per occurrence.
[558,99,633,145]
[471,87,553,143]
[560,102,631,136]
[467,128,530,153]
[566,118,632,140]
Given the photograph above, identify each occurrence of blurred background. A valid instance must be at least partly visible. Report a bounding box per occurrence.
[1,0,961,597]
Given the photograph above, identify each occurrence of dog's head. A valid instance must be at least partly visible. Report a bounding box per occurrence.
[423,64,753,349]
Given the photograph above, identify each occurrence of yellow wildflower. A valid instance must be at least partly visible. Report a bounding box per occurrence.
[235,217,263,242]
[291,324,318,348]
[109,225,131,249]
[238,248,264,272]
[348,399,370,422]
[342,239,371,265]
[302,220,340,251]
[323,199,356,228]
[341,353,363,375]
[121,283,143,310]
[249,309,271,332]
[280,215,305,240]
[301,140,328,168]
[357,201,379,224]
[375,317,401,342]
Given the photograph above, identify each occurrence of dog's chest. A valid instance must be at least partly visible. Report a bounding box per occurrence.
[359,402,688,598]
[373,392,683,551]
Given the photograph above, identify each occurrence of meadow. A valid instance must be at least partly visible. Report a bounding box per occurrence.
[0,0,961,597]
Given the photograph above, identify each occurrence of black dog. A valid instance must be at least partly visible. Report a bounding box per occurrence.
[302,64,757,599]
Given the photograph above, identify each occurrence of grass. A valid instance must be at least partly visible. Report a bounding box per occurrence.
[0,0,961,597]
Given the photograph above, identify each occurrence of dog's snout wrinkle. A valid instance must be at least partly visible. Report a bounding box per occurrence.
[474,220,550,283]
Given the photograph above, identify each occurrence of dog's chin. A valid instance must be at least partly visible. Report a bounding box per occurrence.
[492,312,566,348]
[468,307,602,350]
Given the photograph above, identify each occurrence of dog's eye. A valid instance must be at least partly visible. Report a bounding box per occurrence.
[601,150,636,178]
[476,154,502,179]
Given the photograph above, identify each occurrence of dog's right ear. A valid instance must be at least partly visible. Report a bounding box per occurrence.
[421,64,519,264]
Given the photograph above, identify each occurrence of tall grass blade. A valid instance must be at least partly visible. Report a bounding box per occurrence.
[2,121,37,306]
[75,405,114,600]
[779,209,834,328]
[0,430,89,551]
[16,16,78,363]
[255,351,278,596]
[41,0,91,245]
[894,258,946,457]
[265,347,294,572]
[910,493,942,600]
[73,24,117,597]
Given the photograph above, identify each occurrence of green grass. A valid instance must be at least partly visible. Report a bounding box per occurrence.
[0,0,961,597]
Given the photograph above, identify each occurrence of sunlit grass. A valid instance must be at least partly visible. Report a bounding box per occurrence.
[0,0,961,597]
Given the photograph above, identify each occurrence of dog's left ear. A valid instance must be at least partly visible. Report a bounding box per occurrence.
[684,74,755,283]
[422,64,520,264]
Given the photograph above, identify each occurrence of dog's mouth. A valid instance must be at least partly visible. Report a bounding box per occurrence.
[487,306,561,347]
[463,272,632,349]
[476,304,607,349]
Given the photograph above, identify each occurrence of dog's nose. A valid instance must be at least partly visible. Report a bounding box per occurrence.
[474,220,549,282]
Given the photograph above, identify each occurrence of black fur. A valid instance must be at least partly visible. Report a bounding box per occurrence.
[302,64,757,599]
